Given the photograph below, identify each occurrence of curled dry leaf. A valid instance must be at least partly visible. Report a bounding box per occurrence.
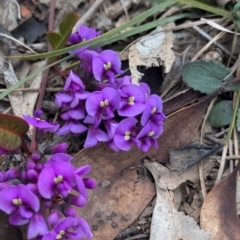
[129,23,175,84]
[200,164,240,240]
[144,160,210,240]
[6,60,45,119]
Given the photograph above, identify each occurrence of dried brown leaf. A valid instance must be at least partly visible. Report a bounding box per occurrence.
[200,165,240,240]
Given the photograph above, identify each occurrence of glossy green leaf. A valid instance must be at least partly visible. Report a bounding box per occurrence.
[181,60,237,94]
[0,114,29,151]
[47,12,79,50]
[208,101,233,128]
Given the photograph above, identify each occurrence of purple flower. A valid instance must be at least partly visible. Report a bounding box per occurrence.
[115,75,131,88]
[38,154,76,199]
[141,94,166,127]
[84,126,109,148]
[92,50,123,83]
[140,82,151,98]
[23,112,59,133]
[57,119,87,135]
[75,165,97,190]
[64,71,85,92]
[70,90,90,109]
[86,87,120,127]
[27,212,48,239]
[118,84,146,117]
[60,106,86,120]
[69,25,100,45]
[42,216,92,240]
[136,122,162,152]
[113,117,138,151]
[77,49,99,73]
[48,210,61,227]
[43,143,68,155]
[0,184,39,225]
[104,119,118,139]
[0,168,20,182]
[55,92,73,108]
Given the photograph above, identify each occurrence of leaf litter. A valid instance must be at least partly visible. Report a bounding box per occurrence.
[1,1,240,240]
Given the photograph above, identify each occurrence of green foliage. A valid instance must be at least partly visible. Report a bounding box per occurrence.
[181,60,236,94]
[0,114,29,151]
[208,101,233,128]
[47,12,79,50]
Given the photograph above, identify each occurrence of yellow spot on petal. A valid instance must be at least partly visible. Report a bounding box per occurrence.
[12,198,22,206]
[151,107,156,115]
[148,131,154,137]
[53,175,63,184]
[124,131,131,140]
[59,230,65,235]
[57,175,63,182]
[100,101,105,107]
[104,99,109,106]
[56,234,62,239]
[128,96,135,105]
[103,61,112,70]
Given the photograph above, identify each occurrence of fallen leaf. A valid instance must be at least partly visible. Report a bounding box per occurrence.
[168,144,221,174]
[11,17,46,43]
[5,61,45,119]
[69,88,210,239]
[0,0,21,31]
[144,160,210,240]
[148,98,210,163]
[144,158,214,191]
[200,164,240,240]
[72,146,156,240]
[129,23,175,84]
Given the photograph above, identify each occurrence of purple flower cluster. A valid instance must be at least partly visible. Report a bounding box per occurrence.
[0,144,96,239]
[54,25,166,152]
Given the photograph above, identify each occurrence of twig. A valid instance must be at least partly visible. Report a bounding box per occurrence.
[0,87,62,93]
[233,127,239,165]
[0,33,36,53]
[215,144,228,184]
[124,234,149,240]
[192,25,234,61]
[30,0,56,153]
[72,0,107,33]
[192,25,232,57]
[199,97,217,199]
[215,128,229,137]
[228,139,234,173]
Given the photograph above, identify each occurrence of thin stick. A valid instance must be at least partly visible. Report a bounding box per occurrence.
[0,87,62,93]
[215,144,228,183]
[191,25,233,61]
[0,33,36,53]
[228,139,234,173]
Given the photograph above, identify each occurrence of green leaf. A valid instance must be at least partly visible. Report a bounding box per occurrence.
[47,12,79,50]
[208,100,233,128]
[0,114,29,150]
[0,114,29,134]
[181,60,237,94]
[0,129,22,151]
